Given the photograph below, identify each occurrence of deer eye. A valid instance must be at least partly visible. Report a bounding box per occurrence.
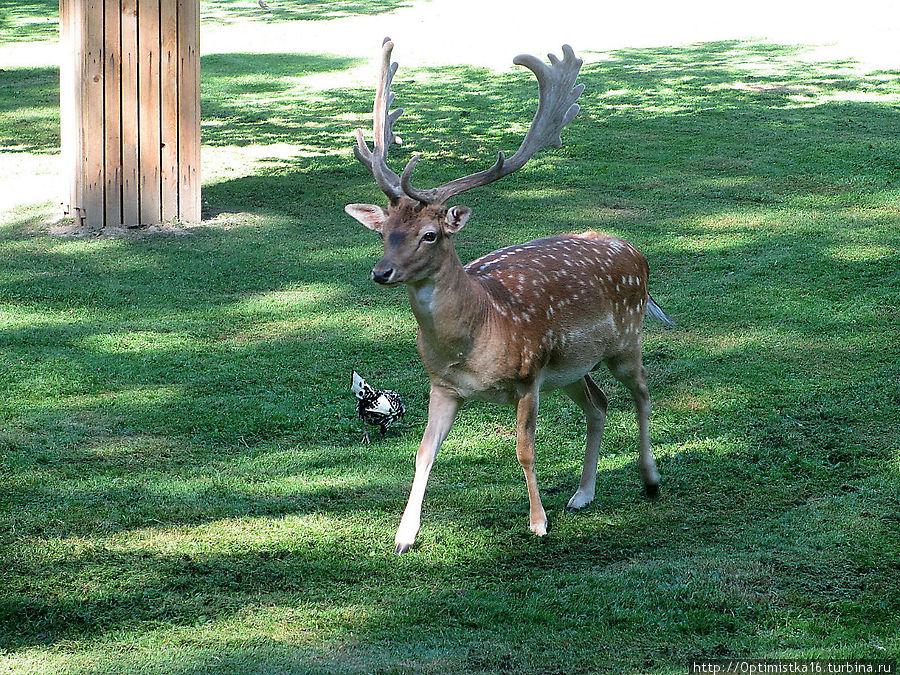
[421,231,438,243]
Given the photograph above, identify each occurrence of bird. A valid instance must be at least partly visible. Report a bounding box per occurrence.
[351,371,406,444]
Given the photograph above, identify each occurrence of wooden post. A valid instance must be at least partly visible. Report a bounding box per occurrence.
[121,0,139,225]
[103,0,122,225]
[178,0,200,222]
[81,0,104,227]
[60,0,201,228]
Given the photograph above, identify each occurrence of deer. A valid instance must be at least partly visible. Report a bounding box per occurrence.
[345,38,674,554]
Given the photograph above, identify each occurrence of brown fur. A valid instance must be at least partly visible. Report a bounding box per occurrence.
[345,41,662,553]
[348,198,664,553]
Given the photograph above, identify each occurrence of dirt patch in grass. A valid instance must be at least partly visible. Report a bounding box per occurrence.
[46,220,201,239]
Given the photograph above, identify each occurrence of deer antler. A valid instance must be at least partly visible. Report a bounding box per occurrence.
[354,38,405,203]
[400,44,584,205]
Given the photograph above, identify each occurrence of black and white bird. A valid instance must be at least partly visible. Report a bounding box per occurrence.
[351,371,406,444]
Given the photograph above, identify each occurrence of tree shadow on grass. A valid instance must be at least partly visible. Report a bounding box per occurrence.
[198,41,900,229]
[0,66,58,151]
[0,0,426,45]
[0,0,57,44]
[200,0,421,25]
[3,444,897,662]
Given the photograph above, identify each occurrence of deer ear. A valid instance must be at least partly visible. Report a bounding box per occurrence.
[443,205,471,234]
[345,204,388,232]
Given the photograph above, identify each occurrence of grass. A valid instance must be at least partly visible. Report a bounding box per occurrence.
[2,24,900,675]
[0,0,57,43]
[0,65,57,150]
[0,0,420,44]
[199,0,421,25]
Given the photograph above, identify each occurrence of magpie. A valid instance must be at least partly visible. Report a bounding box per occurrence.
[351,371,406,443]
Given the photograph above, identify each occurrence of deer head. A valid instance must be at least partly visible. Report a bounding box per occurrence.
[344,201,471,286]
[344,38,584,285]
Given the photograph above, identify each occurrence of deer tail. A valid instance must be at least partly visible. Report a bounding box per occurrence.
[647,295,675,328]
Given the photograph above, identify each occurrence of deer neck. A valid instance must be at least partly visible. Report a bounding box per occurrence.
[407,247,487,360]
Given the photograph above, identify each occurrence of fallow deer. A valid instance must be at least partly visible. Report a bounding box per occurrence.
[345,39,673,554]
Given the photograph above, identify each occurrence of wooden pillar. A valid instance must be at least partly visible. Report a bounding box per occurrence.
[60,0,200,228]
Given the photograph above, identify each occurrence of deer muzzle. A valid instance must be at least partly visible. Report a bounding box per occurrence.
[371,259,397,285]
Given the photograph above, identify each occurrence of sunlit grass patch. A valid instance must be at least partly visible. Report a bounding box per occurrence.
[199,0,421,24]
[826,242,896,262]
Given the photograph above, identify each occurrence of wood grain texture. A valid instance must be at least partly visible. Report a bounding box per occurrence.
[160,0,179,220]
[62,0,200,226]
[178,0,200,222]
[81,0,104,227]
[138,0,161,225]
[103,0,122,226]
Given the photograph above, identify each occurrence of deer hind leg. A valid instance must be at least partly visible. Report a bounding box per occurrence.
[563,375,609,510]
[516,389,548,536]
[607,353,661,496]
[394,385,460,554]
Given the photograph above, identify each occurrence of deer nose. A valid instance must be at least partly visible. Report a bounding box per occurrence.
[371,266,395,285]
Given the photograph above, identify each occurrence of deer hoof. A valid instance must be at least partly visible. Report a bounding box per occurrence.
[529,520,548,537]
[643,483,660,498]
[566,491,594,510]
[394,542,412,555]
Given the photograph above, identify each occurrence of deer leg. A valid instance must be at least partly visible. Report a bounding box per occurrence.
[608,354,661,496]
[563,375,609,510]
[515,389,548,536]
[394,385,460,554]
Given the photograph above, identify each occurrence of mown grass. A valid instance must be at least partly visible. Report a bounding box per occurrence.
[199,0,421,25]
[0,0,57,43]
[0,0,417,44]
[2,34,900,674]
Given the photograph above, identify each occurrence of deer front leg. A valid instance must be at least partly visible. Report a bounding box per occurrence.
[394,385,460,554]
[563,375,609,510]
[515,389,548,536]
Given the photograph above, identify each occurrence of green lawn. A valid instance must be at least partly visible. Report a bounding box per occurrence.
[2,28,900,675]
[0,0,419,44]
